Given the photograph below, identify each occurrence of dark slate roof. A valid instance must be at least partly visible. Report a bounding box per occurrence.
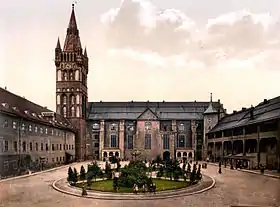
[209,96,280,133]
[0,87,75,131]
[87,101,223,120]
[204,102,218,114]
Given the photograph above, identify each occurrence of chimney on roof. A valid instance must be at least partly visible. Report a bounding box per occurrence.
[218,99,220,103]
[263,99,268,104]
[233,110,237,114]
[4,86,7,90]
[242,107,246,111]
[44,106,47,109]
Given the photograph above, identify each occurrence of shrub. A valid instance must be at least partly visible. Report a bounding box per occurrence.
[196,164,202,180]
[80,165,86,180]
[67,167,74,182]
[105,161,112,179]
[73,168,78,183]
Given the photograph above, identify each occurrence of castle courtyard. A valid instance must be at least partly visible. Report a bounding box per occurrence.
[0,162,279,207]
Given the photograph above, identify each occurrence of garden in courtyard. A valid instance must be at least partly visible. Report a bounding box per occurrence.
[67,155,202,194]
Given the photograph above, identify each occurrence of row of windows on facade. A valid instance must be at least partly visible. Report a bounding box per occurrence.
[92,122,187,132]
[57,94,80,105]
[3,156,67,171]
[60,106,80,118]
[2,120,68,136]
[106,134,190,150]
[57,70,87,85]
[1,140,74,153]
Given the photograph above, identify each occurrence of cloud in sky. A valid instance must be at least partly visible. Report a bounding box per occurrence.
[101,0,280,70]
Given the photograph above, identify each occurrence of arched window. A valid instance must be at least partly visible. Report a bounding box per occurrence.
[76,94,80,104]
[56,95,60,105]
[57,70,61,81]
[76,106,80,117]
[62,95,67,105]
[71,106,75,117]
[75,70,79,81]
[63,71,67,81]
[69,70,74,80]
[70,94,75,105]
[62,106,67,117]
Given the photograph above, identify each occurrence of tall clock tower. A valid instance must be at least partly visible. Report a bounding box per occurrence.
[55,4,88,161]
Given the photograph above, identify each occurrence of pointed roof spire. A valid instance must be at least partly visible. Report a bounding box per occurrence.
[63,3,82,51]
[204,93,218,114]
[56,37,61,50]
[68,4,78,30]
[84,47,87,57]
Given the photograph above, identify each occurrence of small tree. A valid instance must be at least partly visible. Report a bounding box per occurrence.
[196,164,202,180]
[80,165,86,180]
[105,161,112,179]
[67,167,74,182]
[187,163,191,174]
[72,168,78,184]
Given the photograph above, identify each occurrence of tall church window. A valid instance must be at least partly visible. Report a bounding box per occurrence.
[177,135,185,148]
[71,107,75,117]
[127,135,133,149]
[57,70,61,81]
[163,134,170,149]
[62,106,67,117]
[75,70,79,81]
[76,106,80,117]
[70,95,75,105]
[76,94,80,104]
[56,95,60,105]
[62,95,67,105]
[69,70,74,80]
[145,134,151,149]
[110,135,117,148]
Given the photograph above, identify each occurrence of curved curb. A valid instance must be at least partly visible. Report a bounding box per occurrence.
[52,175,216,200]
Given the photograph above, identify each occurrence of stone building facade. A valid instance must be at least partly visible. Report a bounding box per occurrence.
[0,87,76,178]
[207,97,280,170]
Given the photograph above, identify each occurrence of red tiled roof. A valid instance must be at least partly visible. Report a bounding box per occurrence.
[0,87,75,131]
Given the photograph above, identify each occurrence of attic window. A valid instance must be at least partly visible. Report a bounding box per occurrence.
[24,110,29,114]
[32,113,37,117]
[38,115,43,119]
[1,103,9,108]
[12,107,19,111]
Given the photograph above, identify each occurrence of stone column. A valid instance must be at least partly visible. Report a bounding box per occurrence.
[277,121,280,171]
[243,139,246,155]
[171,120,177,159]
[213,142,216,162]
[191,120,197,160]
[257,125,260,166]
[221,141,224,157]
[99,120,105,161]
[119,120,125,159]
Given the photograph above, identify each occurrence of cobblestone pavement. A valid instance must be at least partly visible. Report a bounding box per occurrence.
[0,162,280,207]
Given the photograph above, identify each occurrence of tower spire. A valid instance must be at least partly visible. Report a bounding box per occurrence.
[204,93,217,114]
[84,47,87,57]
[63,3,82,51]
[56,37,61,50]
[210,92,212,103]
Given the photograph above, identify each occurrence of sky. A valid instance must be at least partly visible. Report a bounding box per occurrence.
[1,0,280,113]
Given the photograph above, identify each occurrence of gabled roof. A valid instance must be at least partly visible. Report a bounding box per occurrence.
[209,96,280,133]
[87,101,223,120]
[0,87,75,131]
[204,93,218,114]
[137,108,158,120]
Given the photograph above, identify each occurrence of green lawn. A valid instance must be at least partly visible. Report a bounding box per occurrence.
[76,179,190,193]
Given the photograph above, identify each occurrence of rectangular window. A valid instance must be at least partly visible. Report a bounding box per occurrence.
[35,126,38,133]
[4,140,8,152]
[72,145,74,150]
[45,128,48,134]
[29,125,32,132]
[110,135,117,148]
[163,134,170,150]
[127,135,133,149]
[46,144,48,151]
[145,134,151,149]
[21,123,25,131]
[178,135,185,148]
[56,144,59,150]
[60,144,62,150]
[22,141,26,152]
[63,144,65,150]
[14,141,17,152]
[35,143,38,151]
[29,142,33,151]
[40,128,43,134]
[12,122,17,129]
[52,144,55,151]
[41,143,44,151]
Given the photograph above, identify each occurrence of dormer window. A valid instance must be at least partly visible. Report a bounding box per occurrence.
[1,103,9,108]
[24,110,29,114]
[32,113,37,117]
[92,123,100,130]
[12,107,18,111]
[21,123,25,130]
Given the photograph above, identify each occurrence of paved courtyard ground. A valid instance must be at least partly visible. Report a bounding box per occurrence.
[0,161,279,207]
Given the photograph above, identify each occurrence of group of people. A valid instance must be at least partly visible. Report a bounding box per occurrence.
[133,183,156,194]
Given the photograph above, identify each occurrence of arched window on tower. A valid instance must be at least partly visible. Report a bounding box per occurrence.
[56,95,60,105]
[62,106,67,117]
[76,94,80,104]
[75,70,79,81]
[71,106,75,117]
[63,71,67,81]
[69,70,74,80]
[62,95,67,105]
[57,70,61,81]
[76,106,80,117]
[70,94,75,105]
